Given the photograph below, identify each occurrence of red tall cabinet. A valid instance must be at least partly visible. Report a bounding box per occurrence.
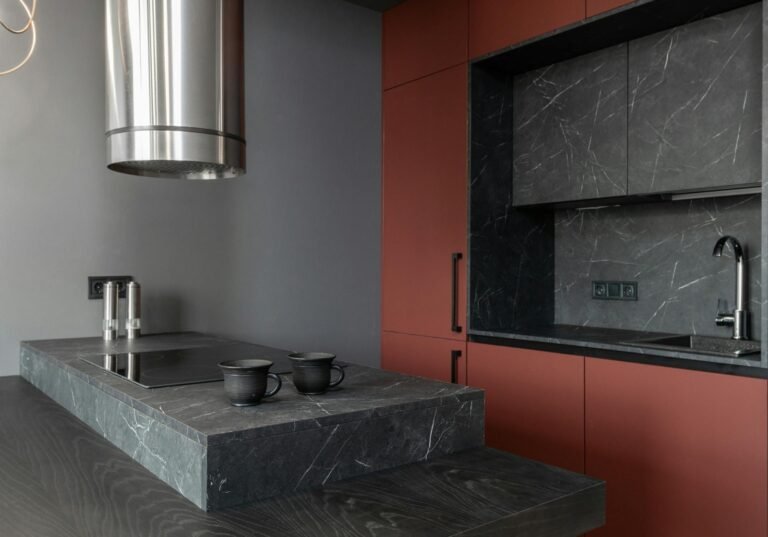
[380,0,595,383]
[381,0,468,383]
[382,0,468,89]
[382,65,468,342]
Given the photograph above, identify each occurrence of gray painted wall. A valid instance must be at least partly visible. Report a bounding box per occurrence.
[0,0,381,375]
[214,0,382,367]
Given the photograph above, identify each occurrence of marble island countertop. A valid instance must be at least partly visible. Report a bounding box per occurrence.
[20,332,484,510]
[21,332,483,446]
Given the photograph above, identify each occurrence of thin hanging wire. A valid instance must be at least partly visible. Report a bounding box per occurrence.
[0,0,37,76]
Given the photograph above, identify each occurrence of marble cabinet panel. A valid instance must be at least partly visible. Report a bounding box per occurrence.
[628,4,762,194]
[513,44,628,206]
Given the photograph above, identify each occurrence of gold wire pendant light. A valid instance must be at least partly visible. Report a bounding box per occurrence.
[0,0,36,76]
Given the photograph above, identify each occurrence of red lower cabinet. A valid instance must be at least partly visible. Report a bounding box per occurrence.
[585,358,768,537]
[382,331,466,384]
[467,343,585,473]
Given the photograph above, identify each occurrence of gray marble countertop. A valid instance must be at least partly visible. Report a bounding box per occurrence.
[21,333,483,446]
[470,324,767,370]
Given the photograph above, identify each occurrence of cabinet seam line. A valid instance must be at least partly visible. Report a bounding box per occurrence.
[383,61,468,92]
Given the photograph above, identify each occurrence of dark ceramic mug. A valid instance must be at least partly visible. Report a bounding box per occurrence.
[288,352,345,395]
[218,359,282,407]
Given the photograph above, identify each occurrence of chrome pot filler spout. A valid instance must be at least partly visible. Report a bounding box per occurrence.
[102,280,142,342]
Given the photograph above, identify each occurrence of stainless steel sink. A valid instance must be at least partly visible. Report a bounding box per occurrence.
[625,335,761,359]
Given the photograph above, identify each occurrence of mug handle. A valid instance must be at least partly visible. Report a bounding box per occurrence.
[264,373,282,398]
[329,364,345,388]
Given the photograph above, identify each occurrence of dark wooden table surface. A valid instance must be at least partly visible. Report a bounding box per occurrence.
[0,376,604,537]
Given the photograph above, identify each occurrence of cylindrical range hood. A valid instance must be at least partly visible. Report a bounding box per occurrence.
[106,0,245,180]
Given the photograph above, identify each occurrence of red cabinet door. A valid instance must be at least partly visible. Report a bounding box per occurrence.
[469,0,585,59]
[585,358,767,537]
[382,331,467,384]
[383,0,468,89]
[586,0,634,17]
[467,343,585,473]
[382,65,467,341]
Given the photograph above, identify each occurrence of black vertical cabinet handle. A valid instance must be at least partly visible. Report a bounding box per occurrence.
[451,252,463,333]
[450,350,462,384]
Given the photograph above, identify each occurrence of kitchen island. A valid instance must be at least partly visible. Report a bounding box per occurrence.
[20,333,484,510]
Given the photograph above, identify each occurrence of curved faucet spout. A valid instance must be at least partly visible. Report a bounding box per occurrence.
[712,235,748,340]
[712,235,744,261]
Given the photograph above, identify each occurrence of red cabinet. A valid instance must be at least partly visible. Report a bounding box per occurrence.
[382,64,468,341]
[469,0,585,59]
[382,0,468,89]
[467,343,585,473]
[586,0,634,17]
[585,358,767,537]
[382,332,466,384]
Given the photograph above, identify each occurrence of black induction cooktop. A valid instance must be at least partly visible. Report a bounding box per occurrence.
[80,344,294,389]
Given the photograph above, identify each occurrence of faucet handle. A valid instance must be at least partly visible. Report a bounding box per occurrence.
[715,298,735,326]
[716,313,735,327]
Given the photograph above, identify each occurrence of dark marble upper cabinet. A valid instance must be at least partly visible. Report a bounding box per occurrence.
[627,4,762,195]
[512,44,629,207]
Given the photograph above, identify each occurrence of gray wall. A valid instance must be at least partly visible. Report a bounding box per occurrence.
[214,0,381,366]
[0,0,381,376]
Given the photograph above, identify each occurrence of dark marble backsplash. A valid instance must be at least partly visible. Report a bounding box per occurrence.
[555,195,762,339]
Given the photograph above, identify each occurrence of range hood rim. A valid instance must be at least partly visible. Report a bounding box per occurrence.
[106,127,246,180]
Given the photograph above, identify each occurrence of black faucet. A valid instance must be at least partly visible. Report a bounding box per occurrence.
[712,235,748,340]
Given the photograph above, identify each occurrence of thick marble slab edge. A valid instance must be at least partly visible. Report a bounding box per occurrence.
[21,333,234,445]
[20,346,208,508]
[206,397,485,509]
[19,334,483,447]
[19,333,485,510]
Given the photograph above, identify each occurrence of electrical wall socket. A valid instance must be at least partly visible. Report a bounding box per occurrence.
[88,276,133,300]
[592,281,638,301]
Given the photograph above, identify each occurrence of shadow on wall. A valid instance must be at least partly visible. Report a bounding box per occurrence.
[140,293,184,334]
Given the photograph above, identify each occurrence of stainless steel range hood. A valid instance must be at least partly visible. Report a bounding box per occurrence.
[106,0,245,180]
